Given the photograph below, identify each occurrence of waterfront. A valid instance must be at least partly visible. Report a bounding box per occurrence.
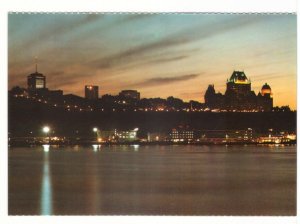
[8,145,296,215]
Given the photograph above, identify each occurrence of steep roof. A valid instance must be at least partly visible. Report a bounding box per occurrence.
[228,71,250,84]
[262,83,271,90]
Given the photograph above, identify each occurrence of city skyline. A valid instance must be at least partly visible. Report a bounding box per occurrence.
[8,14,297,109]
[11,69,280,111]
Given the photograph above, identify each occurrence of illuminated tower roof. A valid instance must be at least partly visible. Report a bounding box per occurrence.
[228,71,250,84]
[261,83,272,96]
[27,57,46,90]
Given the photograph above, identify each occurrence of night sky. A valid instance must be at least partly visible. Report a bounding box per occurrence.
[8,13,296,109]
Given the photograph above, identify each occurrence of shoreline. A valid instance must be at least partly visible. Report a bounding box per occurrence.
[8,141,297,147]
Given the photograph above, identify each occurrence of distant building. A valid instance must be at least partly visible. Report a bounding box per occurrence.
[96,128,139,142]
[204,85,224,109]
[226,71,251,96]
[257,83,273,111]
[85,85,99,100]
[9,86,28,97]
[147,132,168,142]
[26,61,64,101]
[204,71,273,111]
[98,130,116,142]
[28,89,64,104]
[26,63,64,101]
[198,129,254,141]
[116,128,139,142]
[63,94,85,106]
[224,71,257,110]
[47,90,63,98]
[169,129,194,142]
[119,90,140,100]
[27,62,46,91]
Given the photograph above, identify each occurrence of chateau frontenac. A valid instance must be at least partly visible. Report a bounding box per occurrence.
[204,71,273,111]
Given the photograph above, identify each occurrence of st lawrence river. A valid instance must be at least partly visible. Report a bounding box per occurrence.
[8,145,296,215]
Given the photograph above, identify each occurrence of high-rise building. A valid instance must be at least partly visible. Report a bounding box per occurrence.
[204,71,274,111]
[27,61,46,90]
[26,59,64,101]
[119,90,140,100]
[85,85,99,100]
[225,71,251,96]
[224,71,257,110]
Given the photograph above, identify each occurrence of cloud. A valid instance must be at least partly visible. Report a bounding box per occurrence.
[43,14,103,36]
[252,73,292,83]
[113,54,190,74]
[10,14,267,75]
[46,65,98,89]
[98,48,201,75]
[88,15,266,71]
[13,14,104,51]
[52,80,79,89]
[11,14,156,55]
[145,55,189,64]
[48,71,65,77]
[130,73,200,88]
[88,38,184,70]
[118,14,157,23]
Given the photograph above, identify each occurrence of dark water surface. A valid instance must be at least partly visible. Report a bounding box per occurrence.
[9,145,296,215]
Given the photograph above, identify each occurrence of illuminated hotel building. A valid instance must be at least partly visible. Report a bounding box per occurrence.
[205,71,273,111]
[226,71,251,96]
[85,85,99,100]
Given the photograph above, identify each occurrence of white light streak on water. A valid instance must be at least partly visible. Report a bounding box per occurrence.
[92,144,101,152]
[43,144,50,152]
[132,144,139,151]
[40,146,52,215]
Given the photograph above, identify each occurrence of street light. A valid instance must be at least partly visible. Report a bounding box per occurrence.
[42,126,50,144]
[43,126,50,134]
[93,127,98,132]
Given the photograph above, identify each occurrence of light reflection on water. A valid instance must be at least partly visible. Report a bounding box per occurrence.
[41,144,52,215]
[9,144,296,215]
[92,144,99,152]
[132,144,139,151]
[42,144,50,152]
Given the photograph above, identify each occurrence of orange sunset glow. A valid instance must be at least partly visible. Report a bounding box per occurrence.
[8,14,296,109]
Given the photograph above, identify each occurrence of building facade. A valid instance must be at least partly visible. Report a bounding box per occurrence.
[98,128,139,142]
[119,90,140,100]
[204,71,273,111]
[169,129,194,142]
[257,83,273,111]
[27,72,46,91]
